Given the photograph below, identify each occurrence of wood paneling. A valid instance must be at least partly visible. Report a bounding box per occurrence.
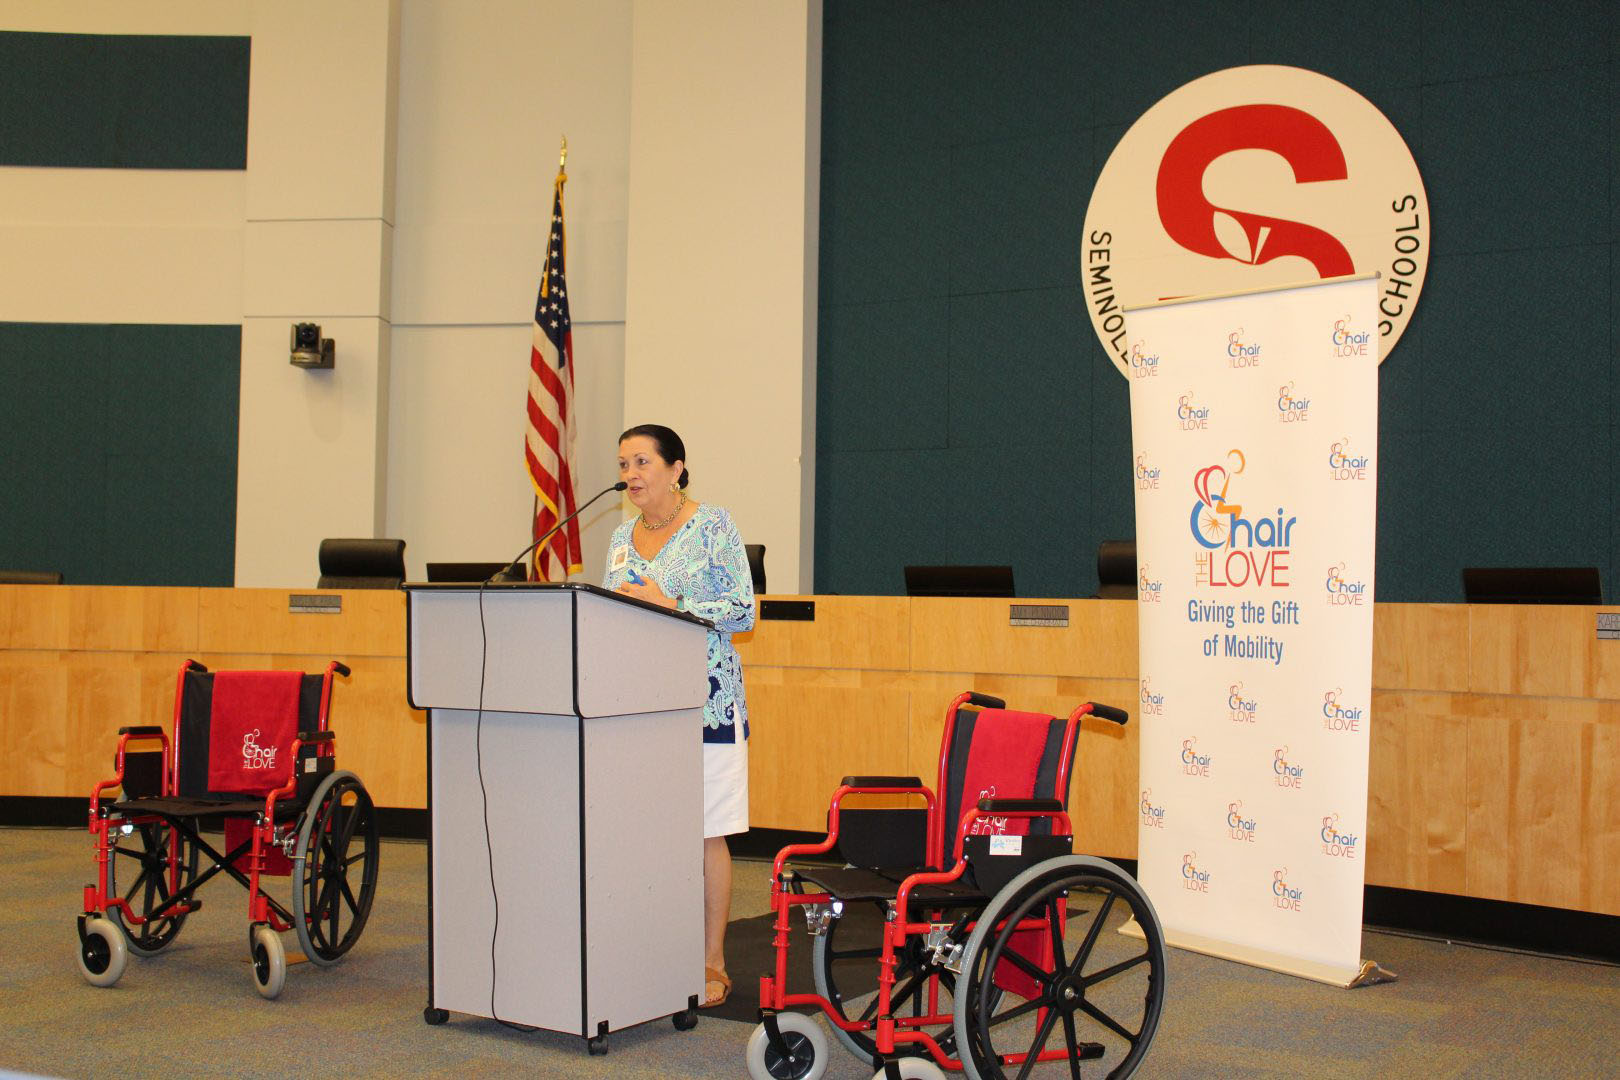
[1468,604,1620,699]
[909,597,1137,679]
[5,585,1620,916]
[746,682,912,832]
[733,596,909,671]
[1373,603,1468,692]
[1365,692,1468,894]
[0,584,198,652]
[197,588,406,657]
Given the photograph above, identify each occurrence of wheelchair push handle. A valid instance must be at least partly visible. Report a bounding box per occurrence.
[964,692,1006,710]
[1085,702,1129,725]
[329,661,352,677]
[840,775,924,789]
[978,796,1063,814]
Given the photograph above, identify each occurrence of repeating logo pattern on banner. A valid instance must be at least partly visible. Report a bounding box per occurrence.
[1086,65,1429,377]
[1129,275,1378,984]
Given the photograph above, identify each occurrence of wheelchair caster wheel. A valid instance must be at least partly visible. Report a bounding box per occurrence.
[423,1007,449,1025]
[76,915,128,988]
[587,1034,609,1055]
[746,1012,828,1080]
[250,923,286,1000]
[873,1058,947,1080]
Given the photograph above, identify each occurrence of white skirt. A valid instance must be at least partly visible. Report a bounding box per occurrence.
[703,725,749,838]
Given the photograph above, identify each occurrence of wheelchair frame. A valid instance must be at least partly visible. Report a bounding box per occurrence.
[751,691,1165,1080]
[77,659,378,999]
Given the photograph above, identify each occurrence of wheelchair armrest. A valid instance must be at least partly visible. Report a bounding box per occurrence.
[840,775,923,788]
[979,797,1063,814]
[297,730,335,743]
[1086,702,1129,725]
[117,726,164,736]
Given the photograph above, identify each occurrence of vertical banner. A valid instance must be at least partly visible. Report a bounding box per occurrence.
[1129,275,1379,986]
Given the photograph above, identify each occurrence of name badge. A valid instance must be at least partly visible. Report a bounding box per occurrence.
[610,545,629,573]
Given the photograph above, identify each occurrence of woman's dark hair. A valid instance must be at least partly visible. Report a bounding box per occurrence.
[619,424,689,488]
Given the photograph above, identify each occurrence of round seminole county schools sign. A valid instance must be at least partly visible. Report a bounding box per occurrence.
[1085,65,1429,377]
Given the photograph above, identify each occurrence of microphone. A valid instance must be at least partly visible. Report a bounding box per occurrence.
[489,481,628,583]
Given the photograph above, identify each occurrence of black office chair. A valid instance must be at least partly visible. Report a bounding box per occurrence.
[0,570,64,584]
[744,544,766,595]
[317,539,407,589]
[1096,539,1136,599]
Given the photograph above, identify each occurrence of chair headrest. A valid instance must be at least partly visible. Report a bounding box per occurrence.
[317,538,406,585]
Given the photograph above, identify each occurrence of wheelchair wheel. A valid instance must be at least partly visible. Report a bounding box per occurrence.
[251,922,286,999]
[291,771,379,966]
[107,819,198,956]
[954,856,1166,1080]
[746,1012,829,1080]
[812,901,960,1062]
[76,915,128,988]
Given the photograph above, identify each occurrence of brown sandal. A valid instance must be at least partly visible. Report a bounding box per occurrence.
[701,966,732,1008]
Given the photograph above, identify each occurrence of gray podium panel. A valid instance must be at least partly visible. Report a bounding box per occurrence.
[429,707,582,1026]
[581,709,703,1030]
[406,583,712,1043]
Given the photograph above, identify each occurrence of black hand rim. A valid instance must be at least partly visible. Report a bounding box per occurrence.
[964,872,1164,1080]
[818,900,961,1059]
[299,776,379,961]
[108,820,197,954]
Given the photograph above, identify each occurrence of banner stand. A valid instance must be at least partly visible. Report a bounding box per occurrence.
[1125,273,1390,990]
[1118,918,1396,989]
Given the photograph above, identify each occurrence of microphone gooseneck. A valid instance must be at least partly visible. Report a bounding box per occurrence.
[489,481,628,583]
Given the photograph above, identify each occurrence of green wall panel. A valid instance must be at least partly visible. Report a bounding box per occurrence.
[0,31,250,169]
[814,0,1620,602]
[0,323,240,586]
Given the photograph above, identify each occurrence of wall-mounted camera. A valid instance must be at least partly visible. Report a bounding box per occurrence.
[290,322,335,369]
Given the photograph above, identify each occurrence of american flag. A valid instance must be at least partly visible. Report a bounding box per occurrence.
[524,171,582,581]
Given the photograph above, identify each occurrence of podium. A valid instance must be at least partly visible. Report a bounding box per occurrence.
[404,582,710,1048]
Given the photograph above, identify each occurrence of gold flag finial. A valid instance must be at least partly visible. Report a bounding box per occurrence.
[558,135,568,173]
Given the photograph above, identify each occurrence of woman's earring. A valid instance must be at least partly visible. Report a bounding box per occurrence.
[670,482,678,493]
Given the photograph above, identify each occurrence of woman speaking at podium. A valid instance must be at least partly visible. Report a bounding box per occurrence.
[603,423,756,1010]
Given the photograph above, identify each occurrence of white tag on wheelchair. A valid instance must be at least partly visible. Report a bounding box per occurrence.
[610,544,629,572]
[989,835,1022,856]
[304,758,318,773]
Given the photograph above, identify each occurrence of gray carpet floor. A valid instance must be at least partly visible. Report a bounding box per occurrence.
[2,826,1616,1078]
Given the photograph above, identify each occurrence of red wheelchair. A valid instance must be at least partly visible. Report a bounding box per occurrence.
[76,659,378,999]
[747,692,1166,1080]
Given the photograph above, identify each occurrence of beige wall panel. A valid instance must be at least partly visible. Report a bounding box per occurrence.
[1365,692,1467,894]
[909,598,1137,679]
[747,683,911,832]
[197,589,405,657]
[733,597,909,671]
[1373,603,1469,692]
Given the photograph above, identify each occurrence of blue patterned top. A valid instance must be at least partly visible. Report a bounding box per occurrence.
[601,504,755,742]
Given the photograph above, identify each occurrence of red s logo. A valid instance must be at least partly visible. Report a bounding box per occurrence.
[1156,104,1354,279]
